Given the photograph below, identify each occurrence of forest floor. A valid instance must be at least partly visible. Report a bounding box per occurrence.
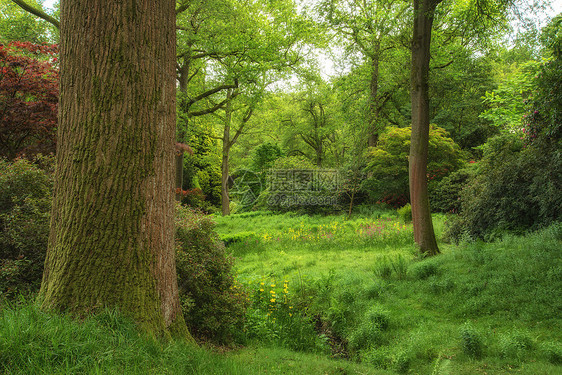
[1,209,561,374]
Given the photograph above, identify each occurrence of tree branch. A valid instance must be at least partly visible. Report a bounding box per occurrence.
[188,98,229,117]
[11,0,60,29]
[185,81,238,107]
[431,59,455,70]
[176,1,190,15]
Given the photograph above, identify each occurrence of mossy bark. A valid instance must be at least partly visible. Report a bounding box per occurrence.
[409,0,441,256]
[41,0,192,340]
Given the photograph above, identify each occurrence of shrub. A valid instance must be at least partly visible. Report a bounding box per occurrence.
[430,166,476,213]
[446,133,562,242]
[374,255,409,280]
[250,142,284,172]
[397,203,412,224]
[363,125,465,205]
[220,231,258,247]
[446,20,562,241]
[244,278,327,353]
[0,157,53,298]
[175,205,248,344]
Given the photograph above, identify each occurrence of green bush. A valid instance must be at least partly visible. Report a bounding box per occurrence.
[397,203,412,224]
[446,20,562,241]
[220,231,258,247]
[175,205,248,344]
[348,306,390,353]
[363,125,465,206]
[430,166,476,213]
[445,133,562,242]
[0,157,53,298]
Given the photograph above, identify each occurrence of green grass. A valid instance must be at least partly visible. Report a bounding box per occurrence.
[2,211,561,374]
[215,212,562,374]
[0,302,388,374]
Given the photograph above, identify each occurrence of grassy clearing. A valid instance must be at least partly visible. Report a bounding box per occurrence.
[215,212,562,374]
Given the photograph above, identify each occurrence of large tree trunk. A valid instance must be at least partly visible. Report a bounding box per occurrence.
[41,0,192,340]
[409,0,440,255]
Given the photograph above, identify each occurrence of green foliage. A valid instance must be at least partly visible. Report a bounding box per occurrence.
[541,341,562,365]
[175,205,248,344]
[397,203,411,224]
[430,51,500,152]
[446,133,562,241]
[179,119,222,209]
[374,255,409,280]
[479,61,538,133]
[251,142,284,172]
[430,165,476,213]
[523,15,562,144]
[0,302,387,375]
[0,157,52,298]
[363,125,465,207]
[221,231,259,247]
[409,258,440,280]
[448,17,562,242]
[0,302,247,374]
[0,0,55,44]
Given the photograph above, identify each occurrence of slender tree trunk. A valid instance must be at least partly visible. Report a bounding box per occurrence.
[368,42,381,147]
[409,0,441,255]
[221,145,231,216]
[221,97,232,216]
[41,0,192,340]
[316,140,323,167]
[175,62,191,202]
[348,190,356,218]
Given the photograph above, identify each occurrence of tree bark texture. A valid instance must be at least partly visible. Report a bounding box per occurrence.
[41,0,192,339]
[221,97,232,216]
[409,0,440,255]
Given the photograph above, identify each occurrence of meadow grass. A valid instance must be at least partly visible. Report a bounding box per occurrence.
[1,211,560,374]
[215,212,562,374]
